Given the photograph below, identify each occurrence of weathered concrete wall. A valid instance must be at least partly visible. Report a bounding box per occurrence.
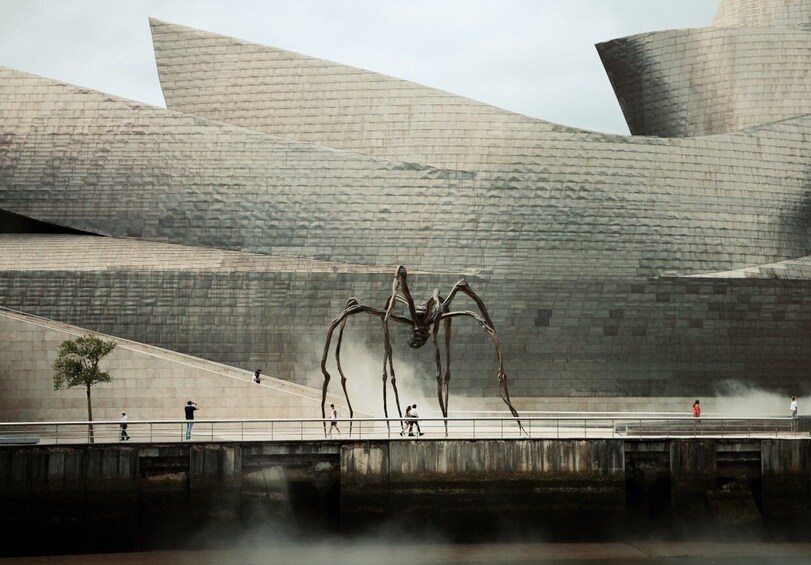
[340,439,626,530]
[670,440,718,518]
[1,438,810,555]
[761,440,811,526]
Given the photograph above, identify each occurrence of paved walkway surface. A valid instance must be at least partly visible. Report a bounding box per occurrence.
[2,542,811,564]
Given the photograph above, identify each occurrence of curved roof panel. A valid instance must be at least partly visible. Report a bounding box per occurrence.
[713,0,811,29]
[1,66,809,280]
[149,18,583,171]
[597,27,811,137]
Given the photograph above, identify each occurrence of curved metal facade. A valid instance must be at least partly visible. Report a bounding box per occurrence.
[1,1,810,407]
[713,0,811,29]
[598,0,811,138]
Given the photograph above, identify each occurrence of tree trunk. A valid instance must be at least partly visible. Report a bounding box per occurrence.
[86,384,94,444]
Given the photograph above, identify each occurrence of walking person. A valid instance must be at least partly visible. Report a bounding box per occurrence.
[328,403,341,436]
[253,369,262,384]
[400,404,412,436]
[409,404,424,436]
[692,399,701,418]
[790,395,799,433]
[119,412,130,441]
[184,400,198,440]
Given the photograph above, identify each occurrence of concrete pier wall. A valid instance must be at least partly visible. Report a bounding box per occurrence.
[1,438,809,555]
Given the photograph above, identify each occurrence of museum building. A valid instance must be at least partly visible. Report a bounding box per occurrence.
[1,0,809,421]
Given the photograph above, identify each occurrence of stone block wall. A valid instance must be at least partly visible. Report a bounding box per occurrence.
[2,236,810,410]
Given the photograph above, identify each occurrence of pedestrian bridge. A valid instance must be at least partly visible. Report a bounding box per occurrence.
[2,418,810,555]
[0,414,806,445]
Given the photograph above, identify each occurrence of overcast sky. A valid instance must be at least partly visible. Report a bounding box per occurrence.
[0,0,719,134]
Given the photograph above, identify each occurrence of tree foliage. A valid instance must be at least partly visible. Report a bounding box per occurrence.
[53,335,117,392]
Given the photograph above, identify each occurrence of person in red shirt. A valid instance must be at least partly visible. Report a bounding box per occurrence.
[692,399,701,418]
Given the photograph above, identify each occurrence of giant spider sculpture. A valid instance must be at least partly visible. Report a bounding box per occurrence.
[320,266,523,434]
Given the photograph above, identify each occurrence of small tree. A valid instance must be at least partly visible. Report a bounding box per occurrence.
[53,335,117,443]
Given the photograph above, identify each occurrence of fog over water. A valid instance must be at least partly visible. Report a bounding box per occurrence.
[313,328,808,419]
[2,542,811,565]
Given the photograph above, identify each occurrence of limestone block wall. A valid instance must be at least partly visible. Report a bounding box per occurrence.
[2,236,810,404]
[0,309,351,423]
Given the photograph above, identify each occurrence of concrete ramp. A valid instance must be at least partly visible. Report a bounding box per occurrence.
[0,308,355,422]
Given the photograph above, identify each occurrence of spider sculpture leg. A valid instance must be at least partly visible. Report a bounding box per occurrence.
[439,279,525,434]
[322,298,412,436]
[322,302,390,435]
[431,317,451,437]
[383,266,421,431]
[334,298,357,435]
[384,331,405,431]
[442,311,526,435]
[443,317,452,418]
[381,317,409,435]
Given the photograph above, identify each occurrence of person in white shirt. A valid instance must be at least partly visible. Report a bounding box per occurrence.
[408,404,424,437]
[790,395,799,418]
[119,412,130,441]
[329,403,341,436]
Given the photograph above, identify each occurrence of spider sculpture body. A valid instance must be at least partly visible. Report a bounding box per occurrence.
[320,266,522,433]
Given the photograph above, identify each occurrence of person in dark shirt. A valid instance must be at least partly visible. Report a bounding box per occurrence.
[253,369,262,384]
[400,405,412,436]
[185,400,198,440]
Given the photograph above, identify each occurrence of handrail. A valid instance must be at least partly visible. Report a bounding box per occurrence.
[0,415,800,427]
[0,415,803,446]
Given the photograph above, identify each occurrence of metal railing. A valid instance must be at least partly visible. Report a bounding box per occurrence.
[0,415,804,445]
